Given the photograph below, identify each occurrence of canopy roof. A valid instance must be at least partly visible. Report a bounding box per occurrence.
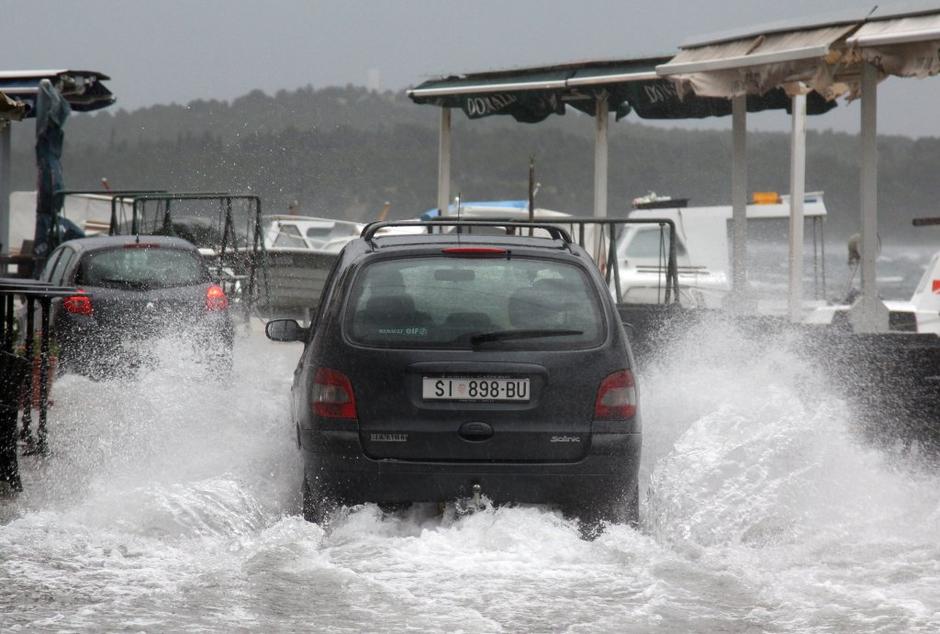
[408,56,836,123]
[657,1,940,98]
[0,69,114,118]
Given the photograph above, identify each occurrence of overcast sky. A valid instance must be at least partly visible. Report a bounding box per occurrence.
[3,0,939,137]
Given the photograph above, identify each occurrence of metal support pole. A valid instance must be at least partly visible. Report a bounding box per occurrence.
[788,94,807,322]
[37,298,50,455]
[610,223,623,303]
[162,200,173,234]
[593,94,609,219]
[730,94,748,307]
[131,200,139,235]
[437,108,451,216]
[593,94,609,263]
[849,62,889,333]
[2,293,12,353]
[0,123,11,255]
[20,298,35,443]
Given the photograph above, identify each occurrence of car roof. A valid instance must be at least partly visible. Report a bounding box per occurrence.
[57,235,200,253]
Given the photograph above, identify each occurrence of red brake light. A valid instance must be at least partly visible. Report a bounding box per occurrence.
[63,291,93,316]
[205,285,228,311]
[123,243,161,249]
[441,247,508,256]
[594,370,637,420]
[312,367,357,420]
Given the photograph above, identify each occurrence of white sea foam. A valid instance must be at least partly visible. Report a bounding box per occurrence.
[1,320,938,632]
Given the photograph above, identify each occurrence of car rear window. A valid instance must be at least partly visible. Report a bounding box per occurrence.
[78,246,207,289]
[346,255,606,349]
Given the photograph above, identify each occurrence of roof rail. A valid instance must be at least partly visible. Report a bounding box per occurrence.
[361,220,573,245]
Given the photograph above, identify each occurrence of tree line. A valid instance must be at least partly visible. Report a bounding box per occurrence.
[8,84,939,244]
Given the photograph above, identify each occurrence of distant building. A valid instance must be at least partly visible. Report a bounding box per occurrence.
[367,68,381,92]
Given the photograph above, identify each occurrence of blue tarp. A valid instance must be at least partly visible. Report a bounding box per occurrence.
[420,200,528,220]
[32,80,71,268]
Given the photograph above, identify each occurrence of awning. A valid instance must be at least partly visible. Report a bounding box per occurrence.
[657,3,940,99]
[657,23,862,99]
[848,8,940,77]
[409,66,571,123]
[0,70,114,117]
[408,56,837,123]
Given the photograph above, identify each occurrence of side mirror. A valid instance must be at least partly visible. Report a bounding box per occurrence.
[265,319,308,342]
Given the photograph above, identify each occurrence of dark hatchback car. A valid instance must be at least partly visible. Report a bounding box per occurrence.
[267,222,641,525]
[36,235,234,377]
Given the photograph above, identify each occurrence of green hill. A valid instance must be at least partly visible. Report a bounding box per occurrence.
[9,84,940,244]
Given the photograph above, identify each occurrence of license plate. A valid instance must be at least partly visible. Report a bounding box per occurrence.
[422,377,530,401]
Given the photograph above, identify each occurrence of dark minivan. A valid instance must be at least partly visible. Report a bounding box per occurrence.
[267,221,641,525]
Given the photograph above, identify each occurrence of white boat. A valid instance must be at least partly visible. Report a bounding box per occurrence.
[253,214,363,320]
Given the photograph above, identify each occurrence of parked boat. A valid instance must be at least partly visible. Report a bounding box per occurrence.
[252,214,363,321]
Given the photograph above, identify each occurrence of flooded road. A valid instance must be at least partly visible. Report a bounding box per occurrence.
[1,323,938,632]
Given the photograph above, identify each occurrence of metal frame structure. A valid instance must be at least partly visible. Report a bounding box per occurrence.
[364,217,681,305]
[110,193,270,316]
[46,189,167,249]
[408,57,836,317]
[1,278,87,491]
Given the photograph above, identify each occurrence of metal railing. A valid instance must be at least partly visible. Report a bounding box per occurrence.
[363,217,681,304]
[1,277,87,492]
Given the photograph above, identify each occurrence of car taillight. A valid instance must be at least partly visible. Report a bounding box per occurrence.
[205,285,228,311]
[594,369,637,420]
[312,367,357,420]
[63,291,93,316]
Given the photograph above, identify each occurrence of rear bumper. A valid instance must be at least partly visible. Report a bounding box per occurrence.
[300,428,641,505]
[57,313,234,372]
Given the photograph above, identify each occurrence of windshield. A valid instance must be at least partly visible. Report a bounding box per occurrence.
[78,247,208,289]
[345,255,605,349]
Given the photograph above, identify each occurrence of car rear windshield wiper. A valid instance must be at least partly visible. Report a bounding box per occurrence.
[469,328,583,347]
